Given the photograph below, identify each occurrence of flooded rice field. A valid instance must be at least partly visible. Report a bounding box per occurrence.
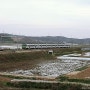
[9,53,90,78]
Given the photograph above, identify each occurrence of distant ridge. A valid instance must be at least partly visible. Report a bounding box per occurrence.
[0,33,90,44]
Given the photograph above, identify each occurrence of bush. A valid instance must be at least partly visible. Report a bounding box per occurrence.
[58,76,69,81]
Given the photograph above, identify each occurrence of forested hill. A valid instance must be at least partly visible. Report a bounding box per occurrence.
[0,33,90,44]
[20,36,90,44]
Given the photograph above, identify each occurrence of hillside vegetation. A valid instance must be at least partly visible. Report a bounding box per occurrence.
[1,33,90,44]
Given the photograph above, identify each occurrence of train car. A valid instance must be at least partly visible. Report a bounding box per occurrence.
[22,43,71,49]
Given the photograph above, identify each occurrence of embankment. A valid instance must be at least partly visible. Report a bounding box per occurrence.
[7,79,89,90]
[0,47,82,71]
[0,50,55,71]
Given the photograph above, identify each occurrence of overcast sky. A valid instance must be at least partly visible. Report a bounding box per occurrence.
[0,0,90,38]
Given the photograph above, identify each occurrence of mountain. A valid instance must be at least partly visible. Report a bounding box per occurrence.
[0,33,90,44]
[18,36,90,44]
[27,36,90,44]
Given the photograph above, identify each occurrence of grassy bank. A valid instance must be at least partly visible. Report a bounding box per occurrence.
[0,75,87,90]
[0,51,55,62]
[0,51,55,71]
[6,81,82,90]
[53,47,82,56]
[58,75,90,84]
[0,47,82,71]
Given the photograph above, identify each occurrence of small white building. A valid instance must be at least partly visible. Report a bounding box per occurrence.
[48,50,53,55]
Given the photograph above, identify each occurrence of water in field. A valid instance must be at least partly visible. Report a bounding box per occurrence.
[9,53,90,77]
[0,44,22,49]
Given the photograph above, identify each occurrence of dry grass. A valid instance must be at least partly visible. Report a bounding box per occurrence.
[0,75,11,82]
[0,51,55,71]
[67,66,90,79]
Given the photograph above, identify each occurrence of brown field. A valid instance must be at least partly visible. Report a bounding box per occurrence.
[0,48,88,89]
[0,50,55,71]
[67,66,90,79]
[0,50,55,89]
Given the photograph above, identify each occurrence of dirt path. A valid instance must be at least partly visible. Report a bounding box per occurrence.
[0,72,56,81]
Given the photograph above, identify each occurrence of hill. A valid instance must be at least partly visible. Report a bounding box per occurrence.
[0,33,90,44]
[20,36,90,44]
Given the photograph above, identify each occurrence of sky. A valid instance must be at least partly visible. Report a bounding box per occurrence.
[0,0,90,38]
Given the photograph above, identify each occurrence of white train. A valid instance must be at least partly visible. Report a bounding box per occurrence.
[22,43,71,49]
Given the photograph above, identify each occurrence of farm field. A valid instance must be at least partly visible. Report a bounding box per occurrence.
[0,49,90,89]
[67,65,90,79]
[8,59,88,78]
[1,52,90,79]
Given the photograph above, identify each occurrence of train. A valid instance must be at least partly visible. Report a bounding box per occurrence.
[22,43,71,49]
